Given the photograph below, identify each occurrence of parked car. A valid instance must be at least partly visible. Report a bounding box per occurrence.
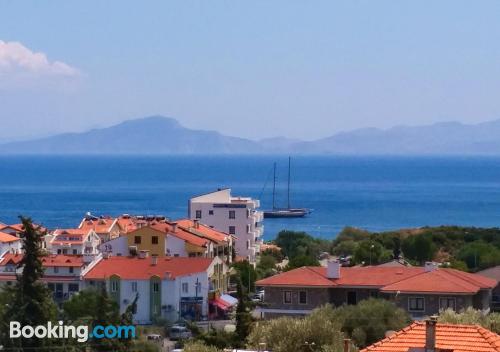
[169,325,192,340]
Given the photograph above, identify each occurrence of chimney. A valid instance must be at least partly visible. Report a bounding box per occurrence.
[138,250,149,259]
[151,255,158,266]
[343,339,351,352]
[171,222,178,232]
[424,262,438,272]
[326,260,340,279]
[425,315,438,352]
[194,219,200,229]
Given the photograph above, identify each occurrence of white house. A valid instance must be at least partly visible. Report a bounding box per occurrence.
[0,231,22,257]
[189,188,263,263]
[47,229,101,256]
[0,253,102,304]
[83,255,229,324]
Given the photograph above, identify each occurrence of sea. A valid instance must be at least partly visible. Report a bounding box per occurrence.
[1,155,500,241]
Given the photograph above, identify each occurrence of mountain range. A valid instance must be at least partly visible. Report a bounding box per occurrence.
[2,115,500,155]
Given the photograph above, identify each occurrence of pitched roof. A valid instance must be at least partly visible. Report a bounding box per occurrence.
[146,223,209,248]
[0,231,20,243]
[256,266,497,294]
[51,229,92,245]
[84,256,214,280]
[0,254,85,267]
[361,322,500,352]
[79,218,117,234]
[477,266,500,281]
[176,219,230,243]
[0,223,46,234]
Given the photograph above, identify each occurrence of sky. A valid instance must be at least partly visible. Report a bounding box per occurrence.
[1,1,500,142]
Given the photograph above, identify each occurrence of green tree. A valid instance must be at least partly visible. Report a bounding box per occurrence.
[234,279,253,347]
[1,217,58,351]
[183,341,223,352]
[285,254,320,270]
[438,307,500,333]
[256,254,277,278]
[275,230,330,260]
[91,286,123,352]
[353,241,391,265]
[232,260,258,292]
[457,241,500,271]
[335,298,411,347]
[247,305,353,352]
[401,235,437,264]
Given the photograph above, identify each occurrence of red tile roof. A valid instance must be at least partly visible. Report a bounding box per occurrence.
[0,254,85,267]
[0,231,20,243]
[139,222,209,248]
[361,322,500,352]
[84,256,214,280]
[52,229,91,245]
[176,219,230,243]
[256,266,497,294]
[79,218,117,234]
[0,223,46,234]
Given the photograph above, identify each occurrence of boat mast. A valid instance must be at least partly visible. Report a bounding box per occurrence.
[287,156,291,209]
[272,162,277,210]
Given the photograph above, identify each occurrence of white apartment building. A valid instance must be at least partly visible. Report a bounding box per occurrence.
[189,188,264,263]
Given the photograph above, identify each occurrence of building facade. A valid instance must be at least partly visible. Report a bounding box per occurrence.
[256,262,497,319]
[189,188,263,263]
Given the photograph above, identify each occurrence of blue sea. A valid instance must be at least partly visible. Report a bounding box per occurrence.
[1,155,500,240]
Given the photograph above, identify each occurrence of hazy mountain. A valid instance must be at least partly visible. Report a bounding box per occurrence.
[2,116,500,155]
[291,120,500,155]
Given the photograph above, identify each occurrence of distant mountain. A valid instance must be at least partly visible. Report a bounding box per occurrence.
[2,116,500,155]
[290,120,500,155]
[0,116,262,155]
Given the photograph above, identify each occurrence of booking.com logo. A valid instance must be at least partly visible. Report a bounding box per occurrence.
[10,321,136,343]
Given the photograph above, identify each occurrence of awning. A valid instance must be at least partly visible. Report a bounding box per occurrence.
[220,294,238,307]
[210,298,231,310]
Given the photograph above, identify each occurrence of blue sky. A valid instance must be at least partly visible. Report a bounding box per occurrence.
[1,1,500,141]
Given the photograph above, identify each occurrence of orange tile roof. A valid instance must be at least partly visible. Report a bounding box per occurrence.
[79,218,117,234]
[176,219,230,243]
[84,256,214,280]
[0,231,20,243]
[380,269,495,294]
[131,222,209,248]
[0,223,46,233]
[51,229,89,244]
[0,254,84,267]
[256,266,336,287]
[361,322,500,352]
[256,266,497,294]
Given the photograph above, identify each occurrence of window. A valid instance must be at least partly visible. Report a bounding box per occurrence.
[131,282,138,292]
[195,210,202,219]
[111,281,119,292]
[409,297,425,311]
[57,249,62,254]
[229,226,236,235]
[182,282,189,294]
[299,291,307,304]
[369,291,379,298]
[72,249,77,255]
[439,297,456,311]
[152,282,159,293]
[209,210,214,215]
[134,236,141,244]
[54,267,59,274]
[152,236,158,245]
[283,290,292,304]
[347,291,357,305]
[68,284,79,292]
[229,210,236,219]
[69,267,74,274]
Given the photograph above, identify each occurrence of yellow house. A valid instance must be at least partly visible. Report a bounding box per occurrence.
[126,226,165,257]
[126,222,209,258]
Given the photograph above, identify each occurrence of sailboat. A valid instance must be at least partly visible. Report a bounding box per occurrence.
[263,157,311,218]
